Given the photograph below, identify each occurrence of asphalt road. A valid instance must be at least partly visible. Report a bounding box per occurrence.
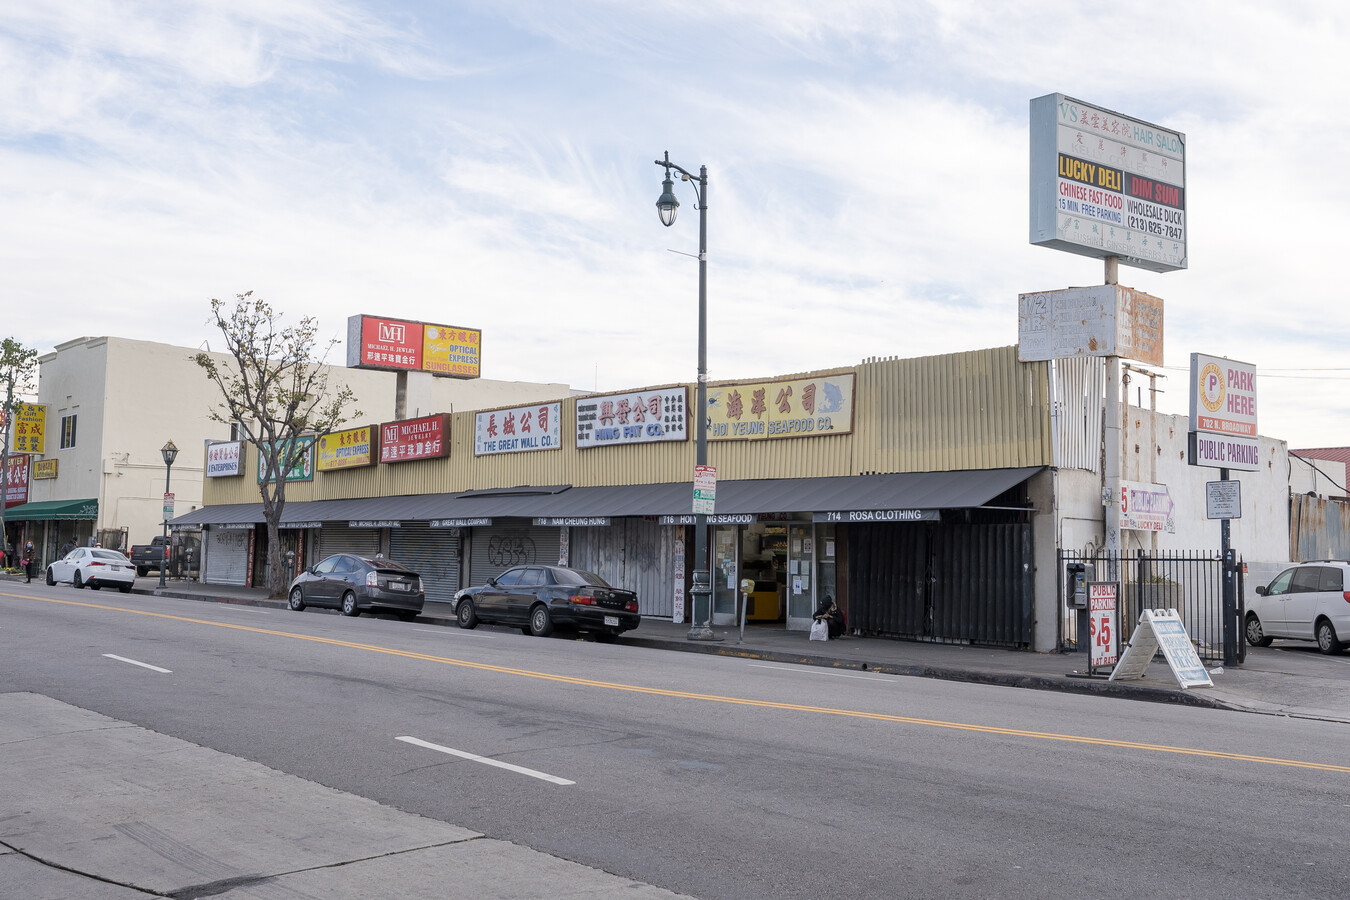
[3,581,1349,900]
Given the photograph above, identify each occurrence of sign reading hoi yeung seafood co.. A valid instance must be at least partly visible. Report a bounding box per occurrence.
[1030,94,1186,272]
[706,373,854,441]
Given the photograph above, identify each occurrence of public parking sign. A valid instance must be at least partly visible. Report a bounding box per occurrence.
[1088,582,1119,671]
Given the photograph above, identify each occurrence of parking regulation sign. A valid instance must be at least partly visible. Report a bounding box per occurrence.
[692,465,717,515]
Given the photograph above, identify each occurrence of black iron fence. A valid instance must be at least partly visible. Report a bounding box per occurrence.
[1057,550,1245,665]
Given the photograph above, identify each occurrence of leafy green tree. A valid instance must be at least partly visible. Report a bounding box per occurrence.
[194,293,358,598]
[1,338,39,565]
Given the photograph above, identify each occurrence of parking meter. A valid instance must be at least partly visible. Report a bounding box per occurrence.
[738,578,755,643]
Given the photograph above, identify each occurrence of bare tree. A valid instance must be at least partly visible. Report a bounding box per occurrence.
[1,338,39,566]
[194,293,358,598]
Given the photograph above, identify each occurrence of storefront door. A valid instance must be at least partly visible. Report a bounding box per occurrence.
[712,525,739,625]
[786,523,816,630]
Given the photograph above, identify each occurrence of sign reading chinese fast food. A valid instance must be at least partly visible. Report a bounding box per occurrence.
[706,373,854,441]
[575,387,688,449]
[317,426,376,471]
[11,403,46,454]
[205,441,243,477]
[474,402,561,455]
[379,414,450,464]
[346,314,481,379]
[1030,93,1186,273]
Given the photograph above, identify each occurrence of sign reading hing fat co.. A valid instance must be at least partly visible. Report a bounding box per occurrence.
[575,387,688,449]
[346,314,482,379]
[1030,93,1186,273]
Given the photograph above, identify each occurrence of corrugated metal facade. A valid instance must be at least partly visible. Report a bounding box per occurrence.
[1291,494,1350,561]
[1050,357,1104,472]
[569,520,676,619]
[202,346,1054,507]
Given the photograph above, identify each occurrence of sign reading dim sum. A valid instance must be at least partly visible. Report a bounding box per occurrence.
[347,315,481,379]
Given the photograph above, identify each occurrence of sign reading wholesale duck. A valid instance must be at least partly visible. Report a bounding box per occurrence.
[475,403,561,455]
[1188,353,1259,471]
[706,373,854,441]
[346,315,482,379]
[1030,94,1186,272]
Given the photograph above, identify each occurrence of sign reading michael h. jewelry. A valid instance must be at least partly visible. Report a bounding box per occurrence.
[576,387,688,448]
[475,402,561,455]
[1188,353,1258,472]
[379,414,449,464]
[205,440,243,477]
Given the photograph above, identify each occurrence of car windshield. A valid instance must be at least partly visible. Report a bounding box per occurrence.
[553,568,609,587]
[92,550,128,561]
[361,557,412,573]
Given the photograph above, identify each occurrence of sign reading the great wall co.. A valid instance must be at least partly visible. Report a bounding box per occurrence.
[1030,93,1186,273]
[474,403,561,456]
[706,373,854,442]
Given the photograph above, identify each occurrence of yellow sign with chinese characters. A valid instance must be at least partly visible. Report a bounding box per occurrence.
[706,373,855,441]
[12,403,46,454]
[422,325,482,378]
[33,459,58,479]
[316,426,375,471]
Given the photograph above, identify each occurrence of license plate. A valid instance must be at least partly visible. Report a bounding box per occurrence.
[390,582,409,592]
[604,615,619,627]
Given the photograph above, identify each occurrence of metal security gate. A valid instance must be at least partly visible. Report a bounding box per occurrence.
[203,528,249,586]
[389,523,461,602]
[850,522,1034,648]
[569,519,674,618]
[469,525,562,586]
[318,524,381,560]
[1057,550,1241,664]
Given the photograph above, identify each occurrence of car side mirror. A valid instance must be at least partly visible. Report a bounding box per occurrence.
[487,577,498,586]
[1255,585,1268,596]
[307,566,317,575]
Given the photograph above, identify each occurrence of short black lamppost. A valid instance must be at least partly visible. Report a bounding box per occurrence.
[655,151,717,641]
[157,440,178,589]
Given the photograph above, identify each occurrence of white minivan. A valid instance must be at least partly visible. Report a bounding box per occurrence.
[1246,561,1350,654]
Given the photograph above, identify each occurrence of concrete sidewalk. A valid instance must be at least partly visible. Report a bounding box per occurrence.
[134,578,1350,724]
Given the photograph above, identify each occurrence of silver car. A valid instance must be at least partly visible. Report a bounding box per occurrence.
[1247,561,1350,654]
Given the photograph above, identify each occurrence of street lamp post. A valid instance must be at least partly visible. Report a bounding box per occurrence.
[157,440,178,589]
[655,151,717,641]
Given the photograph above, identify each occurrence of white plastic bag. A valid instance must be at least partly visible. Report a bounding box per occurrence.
[809,620,829,641]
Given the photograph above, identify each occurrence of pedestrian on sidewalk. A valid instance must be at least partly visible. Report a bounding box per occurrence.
[813,595,846,639]
[22,541,35,583]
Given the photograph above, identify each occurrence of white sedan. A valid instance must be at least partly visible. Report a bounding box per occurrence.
[46,548,137,593]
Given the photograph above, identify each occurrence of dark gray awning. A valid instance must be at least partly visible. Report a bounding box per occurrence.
[172,467,1042,528]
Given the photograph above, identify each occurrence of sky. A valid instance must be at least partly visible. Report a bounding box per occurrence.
[2,1,1348,450]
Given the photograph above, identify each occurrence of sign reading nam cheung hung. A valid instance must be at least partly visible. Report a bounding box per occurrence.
[576,387,687,449]
[1030,93,1186,272]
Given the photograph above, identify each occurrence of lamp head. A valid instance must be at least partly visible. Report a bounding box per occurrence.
[161,439,179,467]
[656,172,679,227]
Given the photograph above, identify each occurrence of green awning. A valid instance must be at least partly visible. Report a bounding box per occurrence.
[3,498,99,521]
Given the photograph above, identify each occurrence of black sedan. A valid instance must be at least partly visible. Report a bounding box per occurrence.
[287,554,424,619]
[454,565,640,639]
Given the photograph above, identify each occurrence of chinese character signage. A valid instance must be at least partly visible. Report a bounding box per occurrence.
[11,403,46,454]
[576,387,688,449]
[347,315,482,379]
[1030,93,1186,273]
[317,426,376,471]
[33,459,58,479]
[706,373,854,441]
[256,437,315,483]
[475,402,561,455]
[205,441,243,477]
[380,414,450,464]
[5,454,29,507]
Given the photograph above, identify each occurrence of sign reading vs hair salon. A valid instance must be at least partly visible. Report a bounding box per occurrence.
[1030,93,1186,272]
[706,373,854,441]
[346,314,482,379]
[379,414,449,464]
[475,402,561,455]
[205,441,243,477]
[576,387,688,448]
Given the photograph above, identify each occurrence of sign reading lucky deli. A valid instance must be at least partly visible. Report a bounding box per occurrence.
[205,441,243,477]
[317,426,375,471]
[706,373,854,441]
[576,387,687,449]
[347,314,482,379]
[379,414,449,464]
[475,402,561,455]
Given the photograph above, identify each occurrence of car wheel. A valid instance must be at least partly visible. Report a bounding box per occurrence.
[456,598,479,629]
[45,568,55,586]
[118,584,131,594]
[73,571,84,589]
[341,591,360,617]
[1316,620,1343,655]
[1245,614,1272,647]
[288,588,306,612]
[528,605,554,638]
[136,566,148,578]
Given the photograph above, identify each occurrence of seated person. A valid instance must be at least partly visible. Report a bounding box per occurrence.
[813,596,846,639]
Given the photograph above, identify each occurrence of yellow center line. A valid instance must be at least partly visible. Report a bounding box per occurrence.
[10,591,1350,774]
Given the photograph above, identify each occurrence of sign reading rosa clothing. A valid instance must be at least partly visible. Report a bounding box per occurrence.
[257,437,315,483]
[575,387,688,448]
[1030,93,1186,273]
[1188,353,1258,472]
[380,414,449,464]
[346,315,481,379]
[205,441,243,477]
[706,373,854,441]
[317,426,375,471]
[475,403,561,455]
